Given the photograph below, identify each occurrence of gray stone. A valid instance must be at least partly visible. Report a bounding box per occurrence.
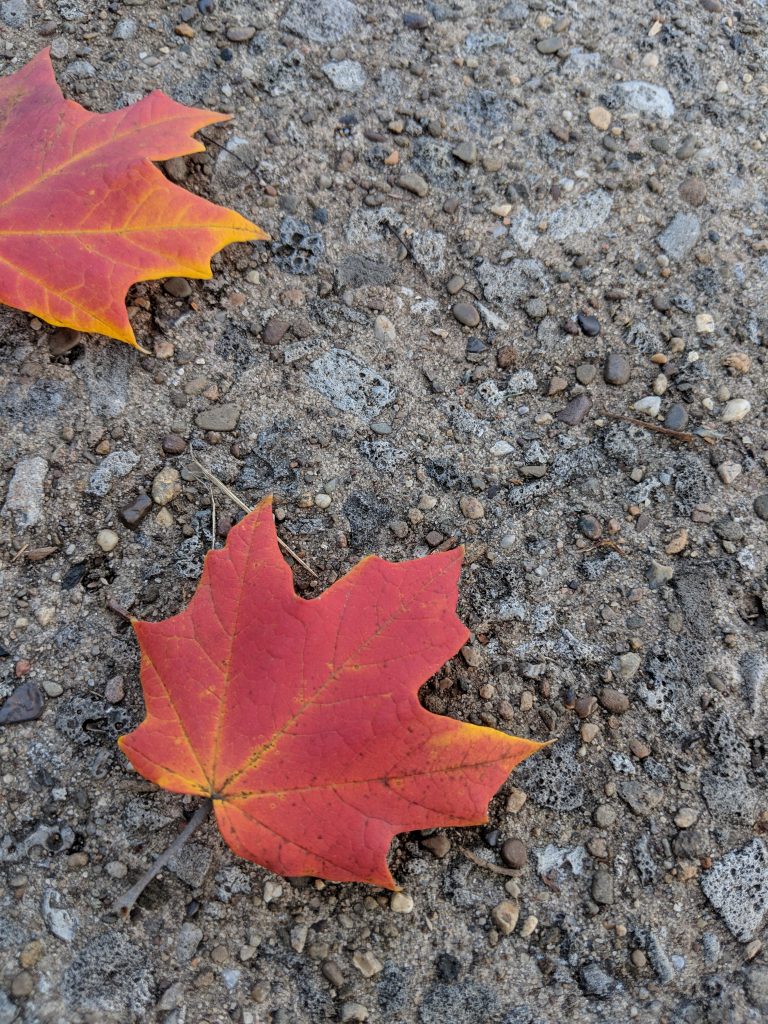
[397,173,429,197]
[88,450,140,497]
[112,16,137,39]
[176,923,203,963]
[2,456,48,529]
[306,349,393,421]
[657,213,701,261]
[618,81,675,119]
[195,404,240,432]
[0,0,27,27]
[753,493,768,521]
[664,403,689,431]
[701,839,768,942]
[548,190,613,241]
[322,60,366,93]
[452,302,480,327]
[281,0,361,43]
[500,1,529,25]
[452,141,477,165]
[605,352,631,385]
[41,889,77,943]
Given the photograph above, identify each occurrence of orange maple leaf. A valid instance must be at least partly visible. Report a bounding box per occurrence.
[119,498,545,889]
[0,49,267,348]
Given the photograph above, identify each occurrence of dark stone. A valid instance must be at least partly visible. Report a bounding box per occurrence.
[0,681,44,725]
[61,562,87,590]
[501,838,527,869]
[120,493,152,528]
[556,394,591,426]
[577,312,601,336]
[753,493,768,522]
[664,403,689,431]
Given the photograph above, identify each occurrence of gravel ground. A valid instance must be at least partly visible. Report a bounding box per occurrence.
[1,1,768,1022]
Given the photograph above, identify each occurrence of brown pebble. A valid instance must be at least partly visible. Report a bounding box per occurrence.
[162,433,187,455]
[556,394,591,426]
[501,838,528,869]
[421,834,451,858]
[599,687,630,714]
[446,275,465,295]
[263,318,290,345]
[575,695,596,719]
[119,493,152,529]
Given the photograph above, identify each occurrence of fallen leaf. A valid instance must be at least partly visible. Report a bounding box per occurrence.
[0,49,267,348]
[119,498,544,888]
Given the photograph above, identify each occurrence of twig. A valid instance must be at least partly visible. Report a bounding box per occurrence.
[191,458,318,578]
[462,848,518,877]
[603,412,695,443]
[209,484,217,551]
[11,544,29,563]
[112,799,212,918]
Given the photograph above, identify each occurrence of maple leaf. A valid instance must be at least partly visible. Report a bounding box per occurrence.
[0,49,267,348]
[119,498,545,889]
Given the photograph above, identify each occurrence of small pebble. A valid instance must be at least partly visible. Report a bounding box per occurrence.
[151,466,182,506]
[721,398,750,423]
[460,495,484,520]
[452,302,480,327]
[162,433,187,455]
[506,788,527,813]
[664,404,689,431]
[604,352,630,386]
[753,494,768,522]
[556,394,591,426]
[263,318,290,345]
[119,494,152,529]
[452,141,477,165]
[500,838,527,869]
[577,312,600,336]
[674,807,699,828]
[588,106,612,131]
[390,892,414,913]
[397,173,429,197]
[599,687,630,714]
[96,529,119,553]
[491,900,519,936]
[633,396,661,417]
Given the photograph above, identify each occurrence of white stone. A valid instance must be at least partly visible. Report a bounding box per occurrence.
[618,80,675,118]
[373,315,396,344]
[322,59,366,93]
[633,396,661,417]
[390,892,414,913]
[695,313,715,334]
[721,399,750,423]
[96,529,119,552]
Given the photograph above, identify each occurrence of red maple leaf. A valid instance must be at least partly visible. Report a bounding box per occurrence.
[119,498,544,888]
[0,49,266,347]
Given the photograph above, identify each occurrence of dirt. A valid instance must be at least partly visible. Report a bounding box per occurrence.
[1,1,767,1022]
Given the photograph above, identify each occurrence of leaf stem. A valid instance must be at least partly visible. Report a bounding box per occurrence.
[112,798,212,918]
